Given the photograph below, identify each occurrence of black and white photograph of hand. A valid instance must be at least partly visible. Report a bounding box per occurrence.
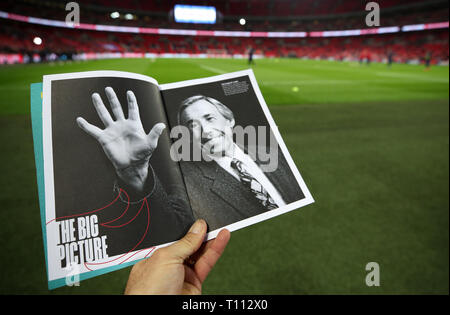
[76,87,165,193]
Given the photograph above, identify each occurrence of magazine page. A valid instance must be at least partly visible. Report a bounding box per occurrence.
[159,69,314,240]
[41,71,193,287]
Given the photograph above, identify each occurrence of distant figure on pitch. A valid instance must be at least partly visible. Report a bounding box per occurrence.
[387,50,394,68]
[424,51,432,71]
[248,47,255,65]
[366,51,372,66]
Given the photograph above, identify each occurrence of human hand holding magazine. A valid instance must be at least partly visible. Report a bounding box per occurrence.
[31,69,314,289]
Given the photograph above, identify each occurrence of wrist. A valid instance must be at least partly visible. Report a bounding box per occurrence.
[116,161,149,193]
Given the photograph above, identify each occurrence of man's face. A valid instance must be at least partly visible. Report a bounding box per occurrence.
[182,100,235,157]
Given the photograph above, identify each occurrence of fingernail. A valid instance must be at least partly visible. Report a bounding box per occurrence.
[217,228,229,241]
[190,219,205,234]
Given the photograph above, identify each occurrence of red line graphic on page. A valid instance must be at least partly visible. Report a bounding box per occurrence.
[121,246,157,264]
[100,196,145,228]
[46,189,155,270]
[84,198,153,271]
[45,188,130,225]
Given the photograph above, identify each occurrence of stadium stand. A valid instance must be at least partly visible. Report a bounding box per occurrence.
[1,0,448,31]
[0,0,448,65]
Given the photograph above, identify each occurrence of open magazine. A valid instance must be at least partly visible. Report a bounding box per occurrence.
[31,69,314,289]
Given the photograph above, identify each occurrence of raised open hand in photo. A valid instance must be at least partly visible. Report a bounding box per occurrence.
[76,87,165,192]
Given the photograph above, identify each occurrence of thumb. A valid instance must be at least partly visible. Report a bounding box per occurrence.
[147,123,166,147]
[165,219,207,263]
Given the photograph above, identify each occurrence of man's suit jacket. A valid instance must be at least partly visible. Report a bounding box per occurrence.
[180,146,305,231]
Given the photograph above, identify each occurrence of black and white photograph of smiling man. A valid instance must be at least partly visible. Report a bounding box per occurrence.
[160,70,313,232]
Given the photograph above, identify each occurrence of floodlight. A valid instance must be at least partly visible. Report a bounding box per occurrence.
[33,37,42,45]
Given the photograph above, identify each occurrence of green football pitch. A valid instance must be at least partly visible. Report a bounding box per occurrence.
[0,58,448,294]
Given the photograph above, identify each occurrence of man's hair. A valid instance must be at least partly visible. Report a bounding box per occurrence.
[177,95,234,125]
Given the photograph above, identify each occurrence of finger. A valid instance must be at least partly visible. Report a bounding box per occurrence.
[105,87,125,120]
[126,90,141,121]
[165,219,206,263]
[183,264,202,291]
[194,229,230,283]
[147,123,166,147]
[76,117,102,140]
[91,93,113,127]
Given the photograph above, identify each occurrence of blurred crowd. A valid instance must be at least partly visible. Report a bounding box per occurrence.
[0,0,448,65]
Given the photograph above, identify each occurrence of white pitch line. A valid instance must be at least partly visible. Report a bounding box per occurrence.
[198,64,227,74]
[260,79,384,85]
[375,71,449,83]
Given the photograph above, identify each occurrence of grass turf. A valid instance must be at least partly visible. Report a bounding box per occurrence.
[0,58,448,294]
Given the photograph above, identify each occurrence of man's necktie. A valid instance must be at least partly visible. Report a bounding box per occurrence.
[230,158,278,210]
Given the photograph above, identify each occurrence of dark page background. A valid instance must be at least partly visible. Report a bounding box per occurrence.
[50,76,190,256]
